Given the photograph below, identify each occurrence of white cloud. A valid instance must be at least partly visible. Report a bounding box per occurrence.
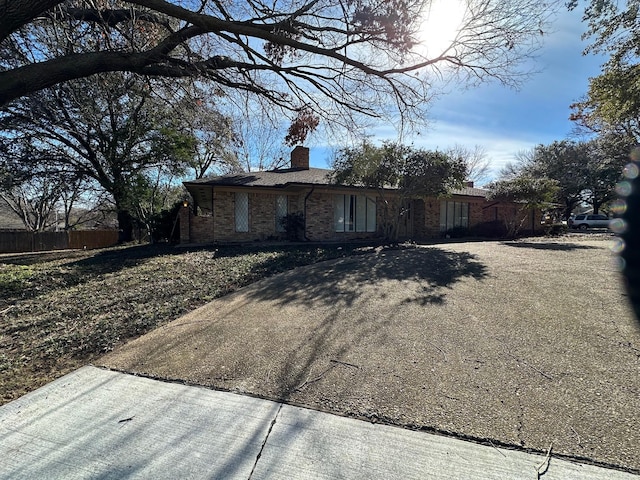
[377,121,542,183]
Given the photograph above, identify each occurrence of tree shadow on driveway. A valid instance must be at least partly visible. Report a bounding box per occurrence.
[242,246,489,309]
[102,246,489,403]
[228,246,489,401]
[101,240,640,472]
[502,241,600,251]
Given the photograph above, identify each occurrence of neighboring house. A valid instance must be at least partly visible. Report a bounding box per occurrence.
[180,146,540,244]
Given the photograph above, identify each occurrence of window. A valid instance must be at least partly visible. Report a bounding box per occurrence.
[440,201,469,232]
[334,194,376,232]
[235,192,249,232]
[275,195,288,232]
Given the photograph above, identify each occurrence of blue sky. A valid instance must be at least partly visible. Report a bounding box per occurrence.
[309,5,607,185]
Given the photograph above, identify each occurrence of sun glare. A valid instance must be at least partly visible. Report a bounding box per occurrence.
[418,0,467,57]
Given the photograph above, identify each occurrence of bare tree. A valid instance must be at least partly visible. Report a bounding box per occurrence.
[169,87,239,178]
[446,144,491,185]
[233,106,290,172]
[1,0,558,128]
[0,169,67,231]
[499,149,534,179]
[61,182,116,230]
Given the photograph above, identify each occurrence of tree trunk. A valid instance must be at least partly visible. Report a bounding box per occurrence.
[563,199,577,220]
[117,209,134,243]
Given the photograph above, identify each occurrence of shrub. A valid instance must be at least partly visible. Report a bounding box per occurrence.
[444,226,470,238]
[470,221,508,238]
[279,212,305,241]
[149,202,183,243]
[544,223,568,236]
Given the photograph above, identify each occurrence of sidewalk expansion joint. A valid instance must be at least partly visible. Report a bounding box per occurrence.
[248,402,284,479]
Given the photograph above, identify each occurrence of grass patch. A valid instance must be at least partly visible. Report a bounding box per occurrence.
[0,265,35,295]
[0,243,369,405]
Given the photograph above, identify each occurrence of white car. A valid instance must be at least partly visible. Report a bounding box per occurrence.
[568,214,610,230]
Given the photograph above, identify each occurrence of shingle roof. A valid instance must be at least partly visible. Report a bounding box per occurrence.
[184,167,488,198]
[453,186,489,198]
[184,167,333,188]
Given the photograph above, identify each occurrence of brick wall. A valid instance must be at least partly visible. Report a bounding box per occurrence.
[181,190,309,243]
[180,186,540,245]
[179,206,190,243]
[423,198,440,237]
[305,192,335,240]
[179,203,213,245]
[481,201,541,234]
[415,197,492,238]
[469,200,484,228]
[291,146,310,169]
[221,191,295,241]
[212,190,233,240]
[191,215,213,244]
[413,199,426,238]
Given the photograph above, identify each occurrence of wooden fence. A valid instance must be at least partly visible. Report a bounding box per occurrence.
[68,230,119,250]
[0,230,119,253]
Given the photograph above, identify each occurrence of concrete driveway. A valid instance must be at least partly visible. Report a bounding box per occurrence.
[101,238,640,474]
[2,365,637,479]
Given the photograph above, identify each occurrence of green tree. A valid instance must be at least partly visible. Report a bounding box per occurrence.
[524,140,590,219]
[570,65,640,139]
[0,73,196,241]
[569,0,640,321]
[505,138,629,217]
[486,175,559,236]
[568,0,640,67]
[332,141,467,241]
[583,134,632,213]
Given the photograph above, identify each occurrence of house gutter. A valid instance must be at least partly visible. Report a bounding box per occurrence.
[303,186,315,241]
[482,201,500,210]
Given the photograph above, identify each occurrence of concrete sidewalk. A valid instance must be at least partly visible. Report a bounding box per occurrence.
[0,367,636,479]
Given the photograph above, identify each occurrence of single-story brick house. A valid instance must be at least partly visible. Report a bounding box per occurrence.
[180,146,540,244]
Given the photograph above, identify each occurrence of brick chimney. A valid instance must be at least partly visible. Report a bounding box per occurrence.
[291,146,310,170]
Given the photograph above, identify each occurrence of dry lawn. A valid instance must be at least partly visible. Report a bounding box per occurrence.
[0,243,366,404]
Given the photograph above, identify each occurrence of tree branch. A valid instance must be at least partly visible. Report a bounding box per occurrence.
[59,7,170,28]
[0,0,63,43]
